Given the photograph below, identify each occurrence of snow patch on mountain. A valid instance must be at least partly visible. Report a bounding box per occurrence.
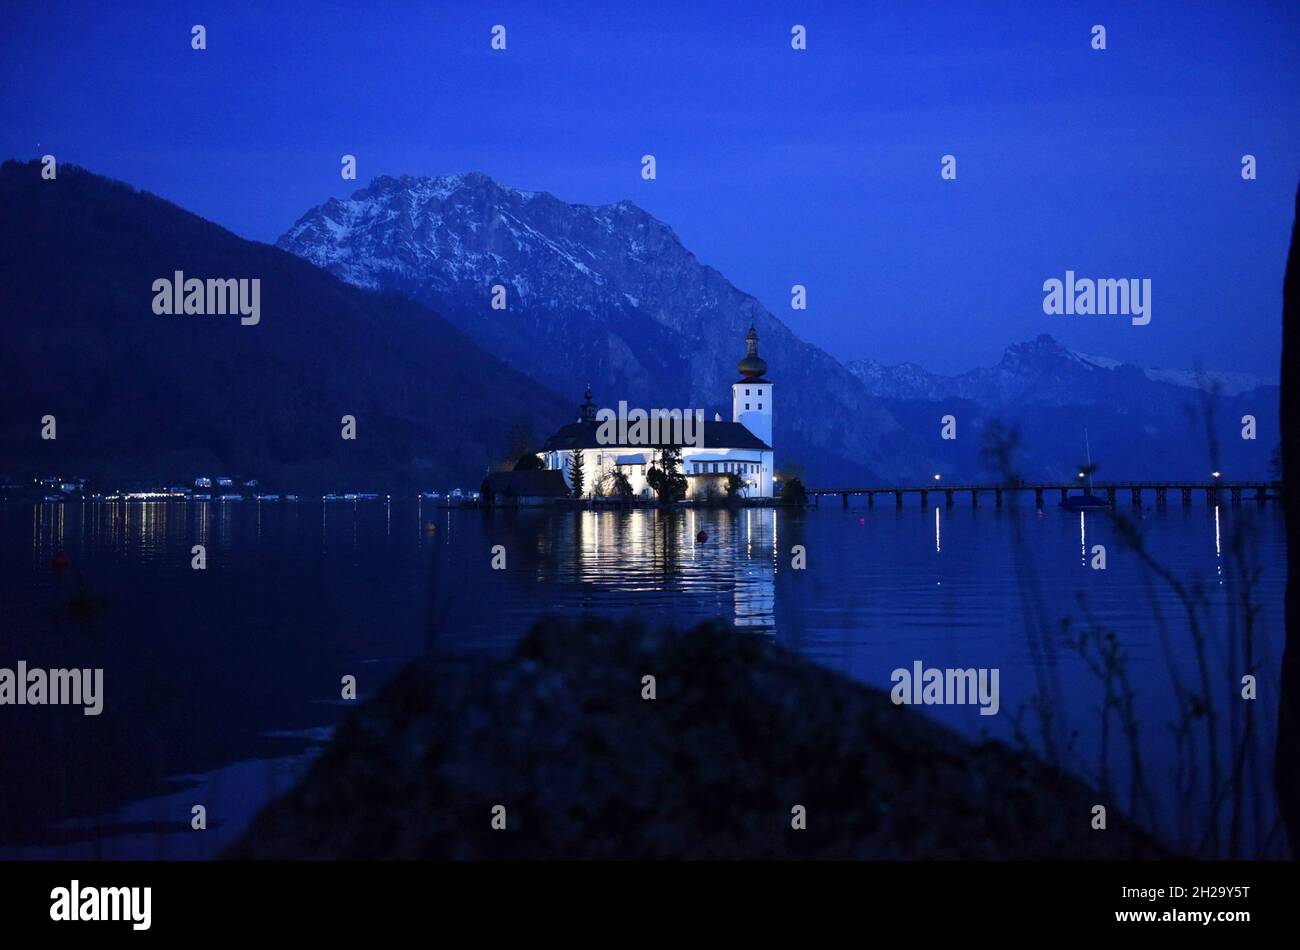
[1142,367,1264,397]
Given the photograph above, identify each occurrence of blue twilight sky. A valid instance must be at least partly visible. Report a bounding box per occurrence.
[2,0,1297,377]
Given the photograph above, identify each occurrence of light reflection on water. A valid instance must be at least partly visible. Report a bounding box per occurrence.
[3,497,1287,857]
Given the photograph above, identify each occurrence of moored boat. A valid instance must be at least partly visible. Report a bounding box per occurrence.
[1061,492,1110,511]
[1061,429,1111,511]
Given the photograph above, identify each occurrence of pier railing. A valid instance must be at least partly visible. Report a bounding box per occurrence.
[806,481,1282,508]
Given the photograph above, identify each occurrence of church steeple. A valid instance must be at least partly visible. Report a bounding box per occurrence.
[737,324,769,380]
[578,384,597,423]
[732,325,773,453]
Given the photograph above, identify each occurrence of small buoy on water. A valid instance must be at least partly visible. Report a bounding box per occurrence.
[51,551,70,576]
[696,530,708,543]
[424,523,437,533]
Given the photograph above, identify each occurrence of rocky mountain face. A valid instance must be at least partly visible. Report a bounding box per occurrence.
[847,335,1279,481]
[277,173,921,484]
[0,162,570,490]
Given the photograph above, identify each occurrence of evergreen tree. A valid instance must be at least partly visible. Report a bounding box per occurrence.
[609,470,633,499]
[781,476,808,506]
[568,450,586,498]
[496,420,537,471]
[646,446,687,503]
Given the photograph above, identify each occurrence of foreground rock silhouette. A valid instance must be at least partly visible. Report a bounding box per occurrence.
[228,617,1167,859]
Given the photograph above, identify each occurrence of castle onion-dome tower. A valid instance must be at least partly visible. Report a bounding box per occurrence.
[737,325,768,380]
[732,324,772,448]
[578,384,597,423]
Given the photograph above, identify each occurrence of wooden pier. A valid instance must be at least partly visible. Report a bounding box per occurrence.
[807,481,1282,509]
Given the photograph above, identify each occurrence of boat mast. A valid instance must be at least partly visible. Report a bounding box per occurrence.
[1084,428,1093,493]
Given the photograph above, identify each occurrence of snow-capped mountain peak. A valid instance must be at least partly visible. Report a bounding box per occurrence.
[277,171,913,484]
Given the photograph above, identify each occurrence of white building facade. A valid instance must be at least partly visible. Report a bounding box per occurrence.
[539,325,775,499]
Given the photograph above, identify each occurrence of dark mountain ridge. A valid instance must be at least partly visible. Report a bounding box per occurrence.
[0,161,570,490]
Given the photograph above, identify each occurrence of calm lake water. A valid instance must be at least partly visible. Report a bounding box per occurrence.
[0,497,1287,858]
